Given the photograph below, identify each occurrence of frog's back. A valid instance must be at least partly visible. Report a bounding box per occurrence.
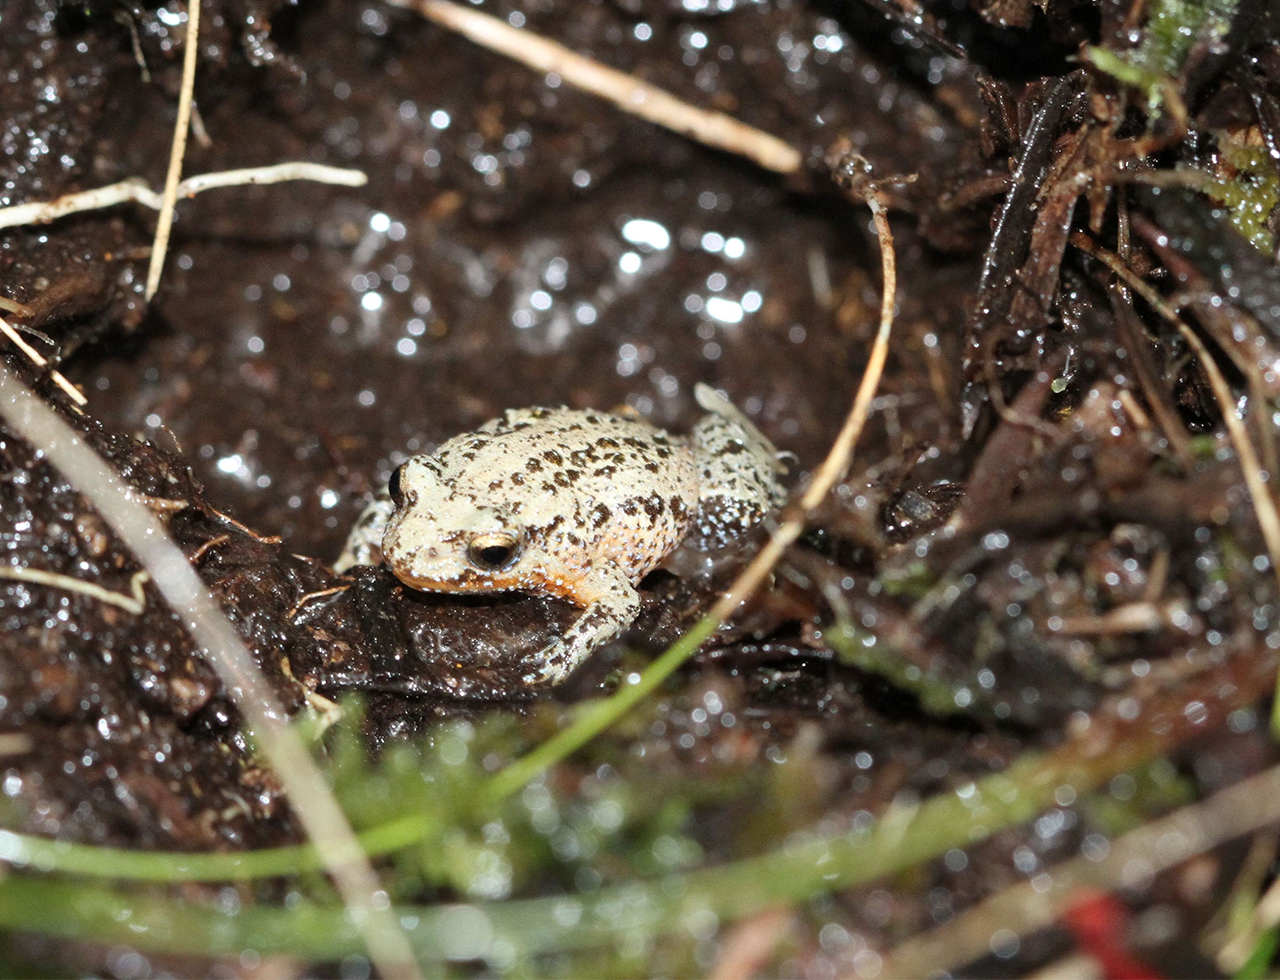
[435,408,699,564]
[437,407,681,474]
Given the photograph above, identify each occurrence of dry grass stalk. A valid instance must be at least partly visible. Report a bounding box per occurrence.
[702,164,896,647]
[1076,239,1280,599]
[387,0,803,174]
[0,315,86,406]
[0,365,423,979]
[0,566,148,614]
[1074,233,1280,734]
[0,164,367,231]
[145,0,202,300]
[882,761,1280,976]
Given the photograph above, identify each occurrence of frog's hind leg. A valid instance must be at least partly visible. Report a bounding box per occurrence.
[334,488,395,572]
[689,383,787,547]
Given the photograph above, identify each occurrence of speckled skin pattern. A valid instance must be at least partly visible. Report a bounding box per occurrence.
[338,384,785,683]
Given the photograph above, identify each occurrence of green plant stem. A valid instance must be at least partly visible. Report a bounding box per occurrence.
[0,721,1188,962]
[1235,927,1280,980]
[0,813,431,882]
[483,615,720,804]
[0,615,717,883]
[824,620,982,719]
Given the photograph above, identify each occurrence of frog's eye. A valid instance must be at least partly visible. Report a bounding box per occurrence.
[388,464,406,507]
[467,532,522,571]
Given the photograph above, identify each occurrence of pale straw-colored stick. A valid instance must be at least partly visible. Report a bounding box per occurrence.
[386,0,803,174]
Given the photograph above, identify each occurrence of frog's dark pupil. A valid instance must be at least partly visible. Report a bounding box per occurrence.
[475,544,513,568]
[388,465,405,506]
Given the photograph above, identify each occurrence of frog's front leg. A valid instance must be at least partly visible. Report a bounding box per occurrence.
[526,567,641,684]
[334,488,395,573]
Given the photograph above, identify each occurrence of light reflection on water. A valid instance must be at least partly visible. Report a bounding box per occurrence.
[497,213,774,370]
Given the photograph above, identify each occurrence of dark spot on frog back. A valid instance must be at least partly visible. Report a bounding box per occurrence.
[640,494,665,522]
[670,495,690,521]
[528,513,564,544]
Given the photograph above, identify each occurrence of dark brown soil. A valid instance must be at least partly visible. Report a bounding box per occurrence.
[2,0,1279,974]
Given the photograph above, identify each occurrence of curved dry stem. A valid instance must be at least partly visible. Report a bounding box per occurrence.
[703,191,896,624]
[0,179,155,230]
[486,179,897,801]
[0,365,422,980]
[0,566,147,614]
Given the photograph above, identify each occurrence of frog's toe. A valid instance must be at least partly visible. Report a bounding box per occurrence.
[523,638,577,685]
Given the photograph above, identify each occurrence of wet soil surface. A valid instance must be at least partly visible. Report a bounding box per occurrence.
[2,0,1280,974]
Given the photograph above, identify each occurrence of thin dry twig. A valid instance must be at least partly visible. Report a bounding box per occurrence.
[0,296,32,317]
[0,734,33,757]
[188,533,231,563]
[881,761,1280,977]
[0,364,422,980]
[178,164,367,196]
[146,0,201,300]
[1074,234,1280,731]
[0,164,367,231]
[287,585,350,621]
[702,167,895,630]
[0,315,86,407]
[386,0,803,174]
[0,566,148,614]
[1051,602,1165,635]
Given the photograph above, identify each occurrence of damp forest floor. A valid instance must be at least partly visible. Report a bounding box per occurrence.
[2,0,1280,976]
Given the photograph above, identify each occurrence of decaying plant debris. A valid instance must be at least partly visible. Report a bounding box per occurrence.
[2,0,1280,974]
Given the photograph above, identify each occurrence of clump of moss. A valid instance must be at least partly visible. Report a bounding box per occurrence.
[323,705,708,903]
[1087,0,1239,115]
[1203,141,1280,253]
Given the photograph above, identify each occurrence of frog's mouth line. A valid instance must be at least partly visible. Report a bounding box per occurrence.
[387,565,528,596]
[387,564,587,605]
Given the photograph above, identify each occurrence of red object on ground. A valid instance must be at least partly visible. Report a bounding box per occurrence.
[1061,891,1166,980]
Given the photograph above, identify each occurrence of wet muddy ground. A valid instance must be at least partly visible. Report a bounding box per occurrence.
[2,0,1280,974]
